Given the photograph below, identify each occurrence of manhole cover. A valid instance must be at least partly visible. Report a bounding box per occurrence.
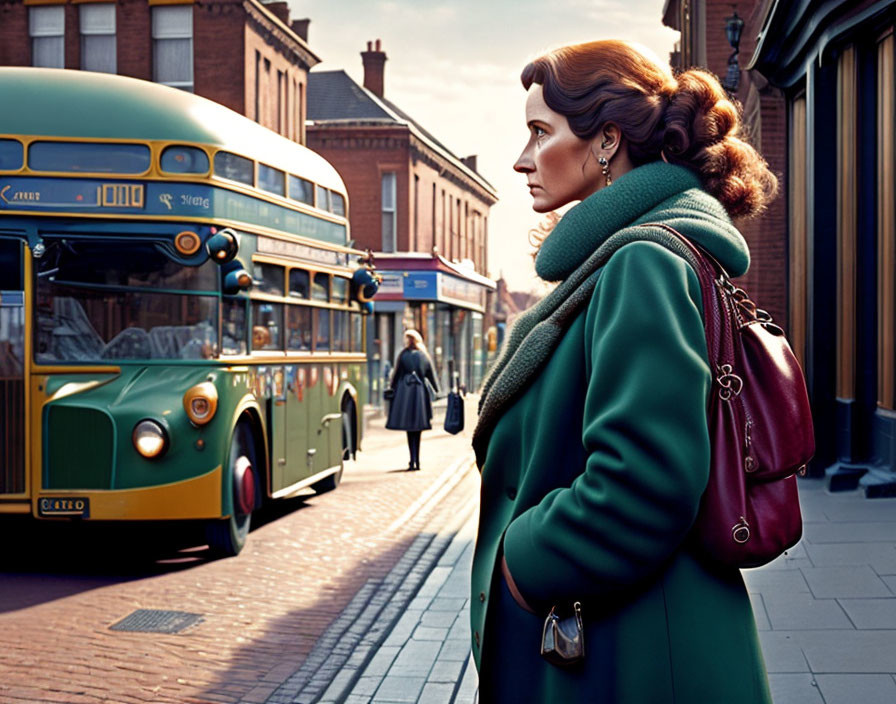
[110,609,203,634]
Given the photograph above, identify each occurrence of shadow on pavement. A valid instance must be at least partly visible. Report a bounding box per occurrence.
[0,495,313,614]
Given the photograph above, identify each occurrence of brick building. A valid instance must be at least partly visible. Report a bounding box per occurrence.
[307,41,498,397]
[665,0,896,495]
[0,0,317,144]
[663,0,788,332]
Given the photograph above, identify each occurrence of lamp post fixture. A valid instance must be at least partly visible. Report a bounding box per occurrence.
[722,9,745,93]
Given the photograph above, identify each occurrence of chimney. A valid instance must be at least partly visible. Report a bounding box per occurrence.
[291,18,310,42]
[461,155,478,173]
[361,39,387,98]
[264,1,290,25]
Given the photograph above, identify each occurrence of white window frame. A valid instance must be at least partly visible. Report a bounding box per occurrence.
[152,5,193,91]
[80,3,116,74]
[381,172,397,253]
[29,5,65,69]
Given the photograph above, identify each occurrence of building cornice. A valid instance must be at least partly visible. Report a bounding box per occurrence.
[243,0,320,69]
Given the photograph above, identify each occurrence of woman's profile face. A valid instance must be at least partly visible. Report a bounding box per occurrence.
[514,84,602,213]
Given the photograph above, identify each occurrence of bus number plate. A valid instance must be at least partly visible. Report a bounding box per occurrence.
[97,184,144,209]
[38,497,90,517]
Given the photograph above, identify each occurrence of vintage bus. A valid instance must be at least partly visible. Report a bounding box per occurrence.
[0,68,378,556]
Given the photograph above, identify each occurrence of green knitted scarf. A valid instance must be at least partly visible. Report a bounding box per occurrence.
[472,162,749,467]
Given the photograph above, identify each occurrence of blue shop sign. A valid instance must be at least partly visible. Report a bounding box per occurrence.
[402,271,438,299]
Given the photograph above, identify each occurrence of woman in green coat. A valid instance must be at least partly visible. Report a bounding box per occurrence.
[470,40,779,702]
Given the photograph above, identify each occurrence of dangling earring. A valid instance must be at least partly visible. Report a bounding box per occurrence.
[598,156,612,187]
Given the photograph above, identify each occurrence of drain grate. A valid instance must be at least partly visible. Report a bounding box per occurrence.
[110,609,203,634]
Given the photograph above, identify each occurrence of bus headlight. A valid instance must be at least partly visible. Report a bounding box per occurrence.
[183,381,218,425]
[132,419,169,459]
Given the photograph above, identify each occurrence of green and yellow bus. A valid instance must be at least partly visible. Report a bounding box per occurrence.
[0,68,378,556]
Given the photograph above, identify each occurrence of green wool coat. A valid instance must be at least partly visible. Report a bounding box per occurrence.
[470,163,772,703]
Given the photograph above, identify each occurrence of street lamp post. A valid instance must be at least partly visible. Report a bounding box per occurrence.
[722,9,745,94]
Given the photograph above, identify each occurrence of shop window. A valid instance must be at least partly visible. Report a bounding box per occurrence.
[30,5,64,68]
[251,302,282,351]
[152,5,193,91]
[80,4,116,74]
[287,306,312,351]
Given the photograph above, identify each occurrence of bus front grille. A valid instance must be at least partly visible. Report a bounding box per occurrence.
[0,377,25,494]
[45,406,114,490]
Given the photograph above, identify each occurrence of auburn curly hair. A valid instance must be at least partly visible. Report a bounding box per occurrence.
[521,40,778,219]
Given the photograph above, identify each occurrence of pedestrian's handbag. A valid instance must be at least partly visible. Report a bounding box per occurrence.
[444,390,464,434]
[540,602,584,667]
[646,224,814,568]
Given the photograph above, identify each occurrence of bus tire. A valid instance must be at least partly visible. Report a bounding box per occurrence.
[206,421,257,557]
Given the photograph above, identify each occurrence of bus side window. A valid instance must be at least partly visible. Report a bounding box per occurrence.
[222,298,247,355]
[251,302,283,351]
[312,272,329,302]
[289,268,309,298]
[350,312,363,353]
[253,262,285,297]
[332,310,348,352]
[314,309,330,353]
[287,306,311,351]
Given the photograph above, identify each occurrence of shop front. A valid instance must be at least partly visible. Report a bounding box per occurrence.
[368,254,494,406]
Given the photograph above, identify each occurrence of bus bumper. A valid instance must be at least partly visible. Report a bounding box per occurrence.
[32,465,223,520]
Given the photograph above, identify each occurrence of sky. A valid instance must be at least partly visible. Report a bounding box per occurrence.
[290,0,680,291]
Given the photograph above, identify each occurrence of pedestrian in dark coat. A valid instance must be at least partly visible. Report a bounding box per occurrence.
[386,330,439,471]
[470,40,780,702]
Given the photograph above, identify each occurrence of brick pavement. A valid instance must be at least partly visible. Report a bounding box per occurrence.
[0,396,481,704]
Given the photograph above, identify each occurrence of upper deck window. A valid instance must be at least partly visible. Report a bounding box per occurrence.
[331,191,346,217]
[258,164,286,197]
[312,272,330,302]
[214,151,253,186]
[29,141,151,174]
[80,4,116,74]
[289,269,310,298]
[161,145,209,174]
[0,140,24,171]
[316,184,329,211]
[29,6,64,69]
[252,262,284,297]
[288,175,313,205]
[152,5,193,92]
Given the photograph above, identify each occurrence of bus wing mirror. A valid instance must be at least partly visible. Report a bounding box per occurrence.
[206,228,239,264]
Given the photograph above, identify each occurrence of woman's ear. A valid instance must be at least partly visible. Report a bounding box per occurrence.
[594,123,622,162]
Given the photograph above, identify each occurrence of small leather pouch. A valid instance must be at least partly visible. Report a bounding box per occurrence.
[540,601,584,667]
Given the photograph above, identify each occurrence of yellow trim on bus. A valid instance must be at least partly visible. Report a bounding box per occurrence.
[0,134,349,215]
[0,208,363,258]
[32,365,121,375]
[33,465,223,520]
[0,503,31,514]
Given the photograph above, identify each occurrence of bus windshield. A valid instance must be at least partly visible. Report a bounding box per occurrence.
[35,237,220,363]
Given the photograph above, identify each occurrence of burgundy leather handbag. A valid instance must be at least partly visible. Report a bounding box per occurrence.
[649,224,814,569]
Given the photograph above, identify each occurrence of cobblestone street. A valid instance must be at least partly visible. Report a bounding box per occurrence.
[0,399,480,704]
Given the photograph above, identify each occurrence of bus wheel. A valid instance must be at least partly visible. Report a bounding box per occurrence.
[206,422,257,557]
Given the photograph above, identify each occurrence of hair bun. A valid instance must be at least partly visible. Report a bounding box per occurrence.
[663,69,777,218]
